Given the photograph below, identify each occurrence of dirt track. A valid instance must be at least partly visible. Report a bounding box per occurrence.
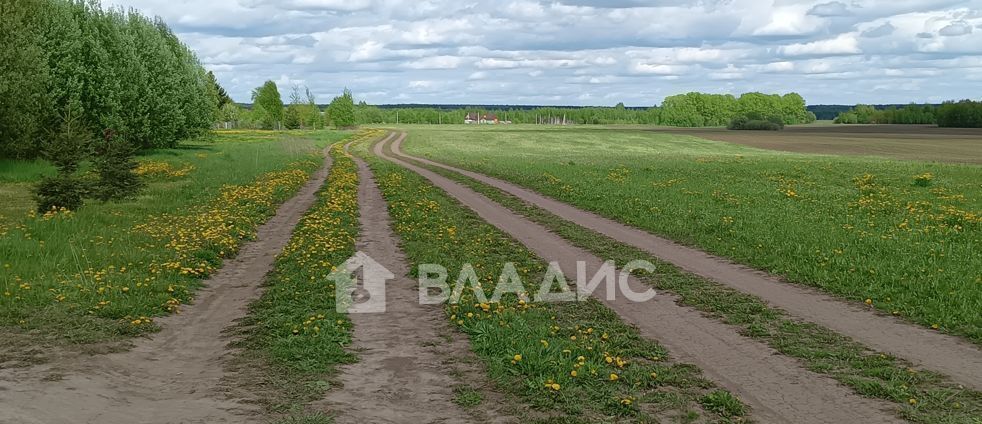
[314,137,513,424]
[389,137,982,391]
[377,132,901,424]
[0,147,334,424]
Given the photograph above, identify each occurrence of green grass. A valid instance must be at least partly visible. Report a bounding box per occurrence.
[401,126,982,343]
[227,138,366,416]
[350,138,747,423]
[412,156,982,423]
[0,130,348,362]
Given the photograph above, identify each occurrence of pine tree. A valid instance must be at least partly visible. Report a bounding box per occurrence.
[91,129,143,201]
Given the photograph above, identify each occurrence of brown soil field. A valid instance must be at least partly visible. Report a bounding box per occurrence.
[648,124,982,164]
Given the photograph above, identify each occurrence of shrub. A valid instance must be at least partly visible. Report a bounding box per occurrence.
[35,174,86,212]
[728,114,784,131]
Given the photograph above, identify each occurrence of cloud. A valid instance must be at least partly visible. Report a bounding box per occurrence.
[779,34,861,56]
[106,0,982,105]
[807,2,851,17]
[862,22,896,38]
[939,21,973,36]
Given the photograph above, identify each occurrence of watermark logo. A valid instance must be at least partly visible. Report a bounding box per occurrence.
[333,251,657,313]
[331,251,393,313]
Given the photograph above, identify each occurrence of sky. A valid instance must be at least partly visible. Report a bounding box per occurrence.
[105,0,982,106]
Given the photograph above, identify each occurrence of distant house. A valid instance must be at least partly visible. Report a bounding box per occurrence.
[464,112,499,124]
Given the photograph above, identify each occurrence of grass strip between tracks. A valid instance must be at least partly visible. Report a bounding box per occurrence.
[228,131,382,421]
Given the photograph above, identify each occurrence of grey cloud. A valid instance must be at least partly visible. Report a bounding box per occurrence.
[939,21,973,36]
[808,2,851,17]
[862,22,895,38]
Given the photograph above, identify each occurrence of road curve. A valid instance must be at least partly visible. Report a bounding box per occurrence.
[389,134,982,391]
[375,132,901,424]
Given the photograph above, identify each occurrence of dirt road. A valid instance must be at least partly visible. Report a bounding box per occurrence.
[391,135,982,391]
[376,132,901,424]
[314,136,513,424]
[0,147,335,424]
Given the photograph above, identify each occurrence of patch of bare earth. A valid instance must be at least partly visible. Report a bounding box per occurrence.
[646,124,982,164]
[391,135,982,392]
[0,149,334,424]
[378,132,902,424]
[311,142,515,424]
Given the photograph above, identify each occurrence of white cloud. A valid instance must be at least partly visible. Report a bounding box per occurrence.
[107,0,982,105]
[779,34,862,56]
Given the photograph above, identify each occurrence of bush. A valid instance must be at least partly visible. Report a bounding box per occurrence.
[728,114,784,131]
[91,130,143,201]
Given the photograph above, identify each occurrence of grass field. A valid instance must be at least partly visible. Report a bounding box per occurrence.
[0,130,348,359]
[423,155,982,423]
[401,125,982,343]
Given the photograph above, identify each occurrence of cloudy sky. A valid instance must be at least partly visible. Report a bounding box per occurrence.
[106,0,982,106]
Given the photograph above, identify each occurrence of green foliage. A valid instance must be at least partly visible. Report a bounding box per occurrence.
[0,0,218,157]
[727,114,784,130]
[937,100,982,128]
[252,80,284,130]
[835,104,938,124]
[34,174,86,212]
[34,109,91,212]
[327,88,356,129]
[208,71,232,109]
[0,0,50,158]
[91,130,143,201]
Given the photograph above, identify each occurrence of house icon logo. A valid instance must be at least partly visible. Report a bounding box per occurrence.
[331,251,395,313]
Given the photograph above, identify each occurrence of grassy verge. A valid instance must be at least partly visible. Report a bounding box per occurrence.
[351,138,747,423]
[413,157,982,423]
[0,130,348,364]
[402,127,982,342]
[226,131,377,421]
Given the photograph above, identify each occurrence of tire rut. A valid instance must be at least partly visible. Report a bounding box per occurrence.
[0,147,335,424]
[376,132,902,424]
[391,135,982,391]
[313,136,513,424]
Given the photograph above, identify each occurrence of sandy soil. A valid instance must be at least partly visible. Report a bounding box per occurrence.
[313,138,514,424]
[391,138,982,392]
[0,148,335,424]
[377,132,903,423]
[647,125,982,164]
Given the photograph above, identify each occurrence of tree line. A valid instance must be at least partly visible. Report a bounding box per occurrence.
[0,0,221,158]
[218,83,356,130]
[833,100,982,127]
[335,92,815,127]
